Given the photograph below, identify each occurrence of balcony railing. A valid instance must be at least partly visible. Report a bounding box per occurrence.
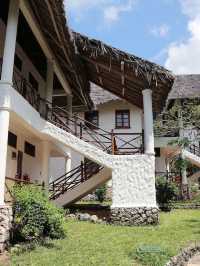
[0,60,144,155]
[0,59,41,111]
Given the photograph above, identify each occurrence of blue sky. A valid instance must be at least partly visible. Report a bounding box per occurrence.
[65,0,200,74]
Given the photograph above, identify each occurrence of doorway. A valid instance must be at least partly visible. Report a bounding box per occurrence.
[17,151,23,179]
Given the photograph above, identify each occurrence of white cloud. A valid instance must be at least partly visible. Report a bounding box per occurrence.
[150,24,170,38]
[165,0,200,74]
[65,0,136,25]
[103,1,134,24]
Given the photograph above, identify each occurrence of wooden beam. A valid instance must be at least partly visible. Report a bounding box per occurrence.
[121,61,125,96]
[20,0,72,95]
[81,55,149,89]
[95,64,103,86]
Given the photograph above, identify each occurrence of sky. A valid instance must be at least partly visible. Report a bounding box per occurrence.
[64,0,200,75]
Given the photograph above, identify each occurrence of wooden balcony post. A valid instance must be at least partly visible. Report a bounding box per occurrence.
[111,129,115,155]
[81,161,84,182]
[80,122,83,139]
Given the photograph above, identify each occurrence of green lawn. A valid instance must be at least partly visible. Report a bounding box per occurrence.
[11,210,200,266]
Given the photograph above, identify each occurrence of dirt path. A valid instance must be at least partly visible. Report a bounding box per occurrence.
[0,252,10,266]
[187,253,200,266]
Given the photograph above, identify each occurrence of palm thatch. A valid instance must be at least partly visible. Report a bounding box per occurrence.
[74,32,175,112]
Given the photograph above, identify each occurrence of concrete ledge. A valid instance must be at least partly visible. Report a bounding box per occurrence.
[110,207,159,226]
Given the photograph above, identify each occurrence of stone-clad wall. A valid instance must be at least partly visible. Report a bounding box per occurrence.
[0,206,13,252]
[111,207,159,226]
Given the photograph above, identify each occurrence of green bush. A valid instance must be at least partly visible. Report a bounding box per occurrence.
[156,176,179,211]
[95,185,107,203]
[12,184,66,243]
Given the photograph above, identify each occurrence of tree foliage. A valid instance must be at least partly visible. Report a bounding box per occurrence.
[154,99,200,136]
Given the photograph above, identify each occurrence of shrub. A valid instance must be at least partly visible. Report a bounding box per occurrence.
[133,245,172,266]
[12,184,66,243]
[156,176,179,211]
[95,185,107,203]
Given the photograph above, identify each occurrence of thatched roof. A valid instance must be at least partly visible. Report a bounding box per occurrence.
[90,83,119,106]
[91,74,200,107]
[28,0,92,107]
[73,32,175,112]
[168,74,200,100]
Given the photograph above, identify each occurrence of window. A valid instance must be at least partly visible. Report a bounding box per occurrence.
[155,148,161,157]
[115,110,130,129]
[24,141,36,157]
[8,131,17,149]
[14,54,22,71]
[29,73,39,91]
[85,111,99,129]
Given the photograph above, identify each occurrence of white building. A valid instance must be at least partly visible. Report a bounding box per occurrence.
[0,1,179,246]
[50,75,200,199]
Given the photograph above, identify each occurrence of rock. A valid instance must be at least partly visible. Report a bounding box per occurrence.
[111,207,159,226]
[90,215,98,223]
[78,213,91,221]
[66,214,76,220]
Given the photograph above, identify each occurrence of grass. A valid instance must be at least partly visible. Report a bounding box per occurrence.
[11,210,200,266]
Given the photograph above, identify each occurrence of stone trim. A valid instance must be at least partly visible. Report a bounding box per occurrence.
[0,206,13,253]
[111,207,159,226]
[165,244,200,266]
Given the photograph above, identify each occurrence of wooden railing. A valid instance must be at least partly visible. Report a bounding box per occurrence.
[49,161,102,200]
[0,60,41,111]
[0,60,144,155]
[41,100,144,155]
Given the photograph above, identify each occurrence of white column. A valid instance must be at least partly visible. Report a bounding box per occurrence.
[142,89,155,155]
[65,155,72,174]
[41,141,50,189]
[1,0,20,82]
[0,110,10,204]
[46,59,54,103]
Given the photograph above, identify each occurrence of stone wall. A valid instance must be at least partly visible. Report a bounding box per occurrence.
[111,207,159,226]
[0,205,13,252]
[165,244,200,266]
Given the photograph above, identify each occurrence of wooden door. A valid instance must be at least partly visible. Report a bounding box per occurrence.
[17,151,23,179]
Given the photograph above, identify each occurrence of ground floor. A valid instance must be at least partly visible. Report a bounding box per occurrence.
[4,111,71,203]
[10,209,200,266]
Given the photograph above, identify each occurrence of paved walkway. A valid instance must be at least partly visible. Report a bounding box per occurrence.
[187,254,200,266]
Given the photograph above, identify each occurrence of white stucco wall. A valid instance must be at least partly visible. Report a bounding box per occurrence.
[112,154,157,207]
[6,125,44,182]
[49,157,66,181]
[98,100,142,133]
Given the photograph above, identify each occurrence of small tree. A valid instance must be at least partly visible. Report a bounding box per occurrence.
[95,185,107,203]
[156,176,178,211]
[12,184,66,243]
[169,137,192,199]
